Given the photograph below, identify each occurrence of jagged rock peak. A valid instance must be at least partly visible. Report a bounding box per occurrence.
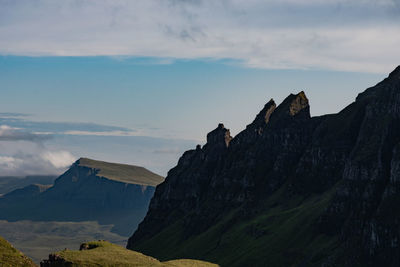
[269,91,310,124]
[206,123,232,148]
[287,91,309,116]
[251,98,276,126]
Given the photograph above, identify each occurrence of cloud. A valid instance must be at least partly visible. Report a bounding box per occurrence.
[0,125,51,142]
[0,150,75,176]
[0,112,29,118]
[0,136,75,176]
[0,115,135,136]
[0,124,75,176]
[63,130,138,136]
[0,0,399,73]
[40,151,76,169]
[0,114,193,176]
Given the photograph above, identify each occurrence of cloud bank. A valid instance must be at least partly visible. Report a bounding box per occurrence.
[0,125,50,142]
[0,124,75,176]
[0,113,195,176]
[0,0,399,72]
[0,113,141,176]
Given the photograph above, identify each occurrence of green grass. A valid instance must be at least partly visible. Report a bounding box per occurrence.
[49,240,218,267]
[78,158,164,186]
[133,186,342,267]
[0,220,128,264]
[0,236,37,267]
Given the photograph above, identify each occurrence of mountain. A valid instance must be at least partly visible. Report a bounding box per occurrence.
[0,175,56,195]
[128,66,400,266]
[40,240,218,267]
[3,184,52,199]
[0,158,164,236]
[0,235,36,267]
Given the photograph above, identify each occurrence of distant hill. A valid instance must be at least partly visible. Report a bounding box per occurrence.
[3,184,52,199]
[40,240,218,267]
[0,158,164,235]
[0,175,56,195]
[0,235,36,267]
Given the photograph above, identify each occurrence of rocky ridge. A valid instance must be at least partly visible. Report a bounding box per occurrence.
[128,66,400,266]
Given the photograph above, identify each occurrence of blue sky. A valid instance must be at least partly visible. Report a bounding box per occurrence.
[0,0,398,176]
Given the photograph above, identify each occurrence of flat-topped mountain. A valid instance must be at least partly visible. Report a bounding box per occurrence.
[128,66,400,266]
[0,158,164,236]
[77,157,163,186]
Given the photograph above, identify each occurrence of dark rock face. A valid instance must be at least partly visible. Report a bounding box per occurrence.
[128,66,400,266]
[42,162,155,212]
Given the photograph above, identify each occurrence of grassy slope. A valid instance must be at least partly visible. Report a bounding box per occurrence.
[52,240,218,267]
[133,186,343,267]
[78,158,164,186]
[0,220,128,264]
[0,236,37,267]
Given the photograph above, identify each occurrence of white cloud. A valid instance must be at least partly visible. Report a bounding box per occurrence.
[0,156,18,170]
[0,0,399,73]
[0,149,75,176]
[63,130,138,136]
[0,124,50,141]
[40,151,75,169]
[0,124,75,176]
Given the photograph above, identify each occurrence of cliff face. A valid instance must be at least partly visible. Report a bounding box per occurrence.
[128,66,400,266]
[43,162,156,212]
[0,158,163,236]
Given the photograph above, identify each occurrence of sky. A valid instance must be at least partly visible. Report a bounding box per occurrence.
[0,0,399,176]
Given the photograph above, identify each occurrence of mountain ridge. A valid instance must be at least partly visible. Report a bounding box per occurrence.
[128,66,400,266]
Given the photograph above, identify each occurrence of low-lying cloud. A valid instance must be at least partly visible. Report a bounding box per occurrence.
[0,113,195,176]
[0,150,75,176]
[0,124,75,176]
[0,125,51,142]
[63,130,137,137]
[0,0,399,73]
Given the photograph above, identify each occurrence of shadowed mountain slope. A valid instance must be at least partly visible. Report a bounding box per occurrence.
[0,175,56,195]
[0,158,164,236]
[128,66,400,266]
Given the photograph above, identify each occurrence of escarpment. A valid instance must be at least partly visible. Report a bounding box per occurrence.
[0,158,164,236]
[128,66,400,267]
